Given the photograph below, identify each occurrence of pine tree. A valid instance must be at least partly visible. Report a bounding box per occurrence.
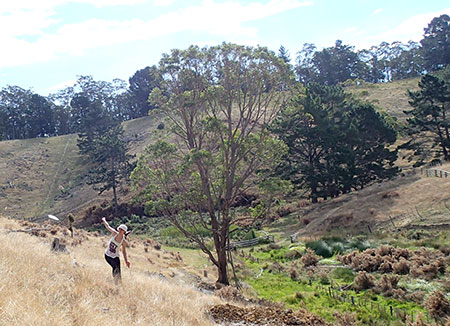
[403,72,450,163]
[272,84,398,202]
[84,125,134,210]
[278,45,291,63]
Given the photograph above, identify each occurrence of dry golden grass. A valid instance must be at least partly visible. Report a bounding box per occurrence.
[346,77,420,121]
[0,115,159,221]
[0,217,221,326]
[297,164,450,235]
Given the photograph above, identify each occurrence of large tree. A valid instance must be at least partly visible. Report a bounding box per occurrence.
[296,40,367,85]
[50,75,127,129]
[131,43,292,285]
[124,66,163,119]
[421,14,450,71]
[403,72,450,163]
[84,125,134,210]
[272,84,398,202]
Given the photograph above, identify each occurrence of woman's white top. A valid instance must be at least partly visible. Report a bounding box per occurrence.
[105,235,124,259]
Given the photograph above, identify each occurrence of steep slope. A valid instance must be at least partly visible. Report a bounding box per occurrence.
[0,216,221,325]
[346,77,420,121]
[0,116,158,221]
[0,77,432,225]
[292,164,450,237]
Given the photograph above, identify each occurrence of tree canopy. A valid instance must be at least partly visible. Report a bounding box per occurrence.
[131,43,292,285]
[271,83,398,202]
[421,14,450,71]
[402,69,450,163]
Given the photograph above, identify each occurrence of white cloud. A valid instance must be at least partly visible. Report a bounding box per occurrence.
[334,8,450,50]
[0,0,313,68]
[372,8,383,15]
[0,0,145,13]
[366,8,450,47]
[46,79,76,92]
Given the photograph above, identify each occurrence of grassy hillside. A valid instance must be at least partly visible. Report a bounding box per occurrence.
[0,77,440,232]
[0,116,158,221]
[0,216,222,325]
[346,77,420,121]
[280,164,450,238]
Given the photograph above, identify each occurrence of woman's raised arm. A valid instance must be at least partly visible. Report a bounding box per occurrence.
[102,217,117,235]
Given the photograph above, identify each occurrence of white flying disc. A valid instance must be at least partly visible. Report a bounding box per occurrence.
[48,214,59,221]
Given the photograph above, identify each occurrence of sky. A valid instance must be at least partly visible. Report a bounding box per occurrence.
[0,0,448,95]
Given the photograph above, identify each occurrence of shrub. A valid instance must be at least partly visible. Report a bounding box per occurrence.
[405,291,426,304]
[284,250,302,260]
[285,292,304,305]
[317,270,330,285]
[381,191,399,199]
[301,249,319,267]
[353,271,375,291]
[306,240,333,258]
[289,266,298,281]
[375,274,399,296]
[426,290,450,320]
[440,276,450,293]
[267,262,284,273]
[334,311,359,326]
[379,261,393,273]
[392,258,410,275]
[406,313,430,326]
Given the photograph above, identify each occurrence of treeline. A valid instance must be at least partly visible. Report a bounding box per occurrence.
[0,15,448,142]
[0,68,162,141]
[295,14,450,85]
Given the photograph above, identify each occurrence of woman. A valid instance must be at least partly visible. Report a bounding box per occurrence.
[102,217,131,283]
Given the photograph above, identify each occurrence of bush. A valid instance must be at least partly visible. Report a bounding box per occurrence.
[426,290,450,320]
[301,249,319,267]
[339,245,445,280]
[285,292,304,305]
[334,311,359,326]
[306,240,333,258]
[284,250,302,260]
[353,271,375,291]
[375,274,399,296]
[392,258,410,275]
[405,291,426,304]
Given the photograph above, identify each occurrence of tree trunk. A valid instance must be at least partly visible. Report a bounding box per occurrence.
[216,246,229,285]
[111,158,118,214]
[442,105,450,156]
[436,125,449,161]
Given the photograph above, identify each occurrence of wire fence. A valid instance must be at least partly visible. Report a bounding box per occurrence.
[421,167,450,179]
[313,282,436,326]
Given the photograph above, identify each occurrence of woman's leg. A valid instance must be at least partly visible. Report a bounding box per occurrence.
[112,257,121,281]
[105,254,121,282]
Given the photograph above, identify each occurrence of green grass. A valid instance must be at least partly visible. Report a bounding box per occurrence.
[237,234,444,325]
[245,267,427,325]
